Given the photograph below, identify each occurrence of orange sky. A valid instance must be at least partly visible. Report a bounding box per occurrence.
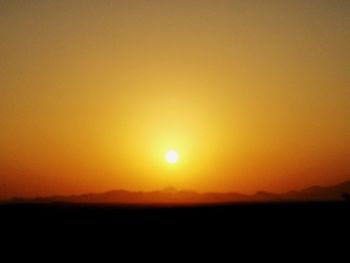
[1,0,349,199]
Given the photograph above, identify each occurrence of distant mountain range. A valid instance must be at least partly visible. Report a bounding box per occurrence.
[8,180,350,205]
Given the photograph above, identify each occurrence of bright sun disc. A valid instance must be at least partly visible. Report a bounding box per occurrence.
[165,150,179,164]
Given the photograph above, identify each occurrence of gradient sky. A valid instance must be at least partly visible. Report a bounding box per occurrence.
[1,0,349,198]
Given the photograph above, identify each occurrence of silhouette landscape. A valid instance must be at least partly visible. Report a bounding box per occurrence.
[1,180,349,239]
[5,180,350,205]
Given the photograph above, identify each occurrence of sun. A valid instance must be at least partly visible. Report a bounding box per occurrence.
[165,150,179,164]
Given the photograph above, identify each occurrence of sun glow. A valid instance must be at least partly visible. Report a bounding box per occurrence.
[165,150,179,164]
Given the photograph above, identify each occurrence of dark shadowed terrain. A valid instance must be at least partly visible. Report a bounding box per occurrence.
[1,181,350,240]
[1,201,349,246]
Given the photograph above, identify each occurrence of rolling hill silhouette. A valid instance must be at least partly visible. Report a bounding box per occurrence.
[8,180,350,205]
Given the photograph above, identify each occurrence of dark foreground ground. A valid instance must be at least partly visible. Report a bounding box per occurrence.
[2,202,349,256]
[1,201,349,235]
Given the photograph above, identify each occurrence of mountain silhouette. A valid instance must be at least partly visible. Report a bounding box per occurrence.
[7,180,350,205]
[280,180,350,201]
